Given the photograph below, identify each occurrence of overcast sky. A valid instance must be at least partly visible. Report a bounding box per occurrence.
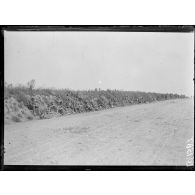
[4,31,194,96]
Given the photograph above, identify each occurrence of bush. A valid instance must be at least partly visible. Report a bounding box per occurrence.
[4,82,187,122]
[27,115,33,120]
[11,115,21,122]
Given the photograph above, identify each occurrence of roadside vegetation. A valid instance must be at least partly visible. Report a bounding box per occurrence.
[4,80,187,123]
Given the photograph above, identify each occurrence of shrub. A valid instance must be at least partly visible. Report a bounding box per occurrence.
[58,108,64,115]
[11,115,21,122]
[4,82,187,123]
[27,115,33,120]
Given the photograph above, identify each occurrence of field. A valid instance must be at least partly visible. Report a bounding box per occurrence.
[4,98,194,165]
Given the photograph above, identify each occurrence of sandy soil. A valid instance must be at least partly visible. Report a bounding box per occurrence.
[4,99,194,165]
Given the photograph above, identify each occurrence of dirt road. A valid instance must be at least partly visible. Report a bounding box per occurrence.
[4,99,194,165]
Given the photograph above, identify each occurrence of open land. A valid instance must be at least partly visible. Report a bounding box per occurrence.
[4,99,194,165]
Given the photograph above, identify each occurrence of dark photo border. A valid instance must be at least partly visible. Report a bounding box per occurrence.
[0,25,194,171]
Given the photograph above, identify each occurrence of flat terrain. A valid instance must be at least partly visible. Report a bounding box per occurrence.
[4,99,194,165]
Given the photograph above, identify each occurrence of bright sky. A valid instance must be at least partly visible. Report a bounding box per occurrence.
[4,31,194,96]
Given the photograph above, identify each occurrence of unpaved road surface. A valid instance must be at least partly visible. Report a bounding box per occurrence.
[4,99,194,165]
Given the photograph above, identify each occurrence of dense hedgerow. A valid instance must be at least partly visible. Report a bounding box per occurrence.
[4,83,187,123]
